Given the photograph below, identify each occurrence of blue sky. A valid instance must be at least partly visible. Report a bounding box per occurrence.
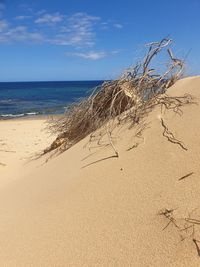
[0,0,200,81]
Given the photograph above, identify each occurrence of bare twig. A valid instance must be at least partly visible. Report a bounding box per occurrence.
[127,143,139,151]
[158,208,179,230]
[106,126,119,157]
[178,172,194,181]
[185,218,200,225]
[0,149,16,153]
[159,208,200,256]
[193,239,200,257]
[160,118,188,151]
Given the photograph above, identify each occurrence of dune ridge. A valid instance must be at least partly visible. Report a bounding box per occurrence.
[0,76,200,266]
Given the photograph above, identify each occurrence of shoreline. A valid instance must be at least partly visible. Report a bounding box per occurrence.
[0,113,63,121]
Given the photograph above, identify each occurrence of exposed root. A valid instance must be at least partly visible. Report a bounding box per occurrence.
[158,94,195,116]
[160,118,188,151]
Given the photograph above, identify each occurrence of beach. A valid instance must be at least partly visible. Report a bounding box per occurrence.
[0,117,55,187]
[0,76,200,266]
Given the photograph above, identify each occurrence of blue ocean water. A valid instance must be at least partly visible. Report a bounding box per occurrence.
[0,81,104,118]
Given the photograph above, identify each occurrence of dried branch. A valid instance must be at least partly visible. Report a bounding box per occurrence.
[160,118,188,151]
[43,38,190,156]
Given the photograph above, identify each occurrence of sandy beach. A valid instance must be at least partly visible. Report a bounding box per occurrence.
[0,76,200,266]
[0,117,55,187]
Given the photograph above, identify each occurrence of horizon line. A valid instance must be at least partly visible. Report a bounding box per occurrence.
[0,79,109,83]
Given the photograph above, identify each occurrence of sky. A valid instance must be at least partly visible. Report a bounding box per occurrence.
[0,0,200,81]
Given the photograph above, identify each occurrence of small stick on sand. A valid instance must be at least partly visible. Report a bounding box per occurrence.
[158,208,179,230]
[193,239,200,257]
[127,143,139,151]
[106,127,119,157]
[185,218,200,225]
[178,172,194,181]
[0,149,16,153]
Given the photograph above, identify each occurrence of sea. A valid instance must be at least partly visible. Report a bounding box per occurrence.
[0,81,104,118]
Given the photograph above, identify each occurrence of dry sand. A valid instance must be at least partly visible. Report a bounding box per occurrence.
[0,76,200,266]
[0,117,55,187]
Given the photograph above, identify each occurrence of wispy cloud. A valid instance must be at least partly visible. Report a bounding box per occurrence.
[51,12,100,47]
[67,51,106,60]
[35,12,63,24]
[0,19,8,32]
[66,50,119,60]
[15,15,32,20]
[0,9,122,52]
[36,9,47,16]
[113,23,123,29]
[0,25,44,43]
[100,21,123,30]
[0,11,99,46]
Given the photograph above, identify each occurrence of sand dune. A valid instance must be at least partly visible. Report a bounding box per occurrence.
[1,76,200,266]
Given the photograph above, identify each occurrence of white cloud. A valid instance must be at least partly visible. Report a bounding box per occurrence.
[35,12,63,24]
[68,51,106,60]
[0,19,8,32]
[0,10,122,50]
[66,50,119,60]
[0,12,99,47]
[100,21,123,30]
[0,25,44,43]
[52,34,94,46]
[0,11,100,46]
[36,9,47,16]
[100,22,109,30]
[113,23,123,29]
[51,12,100,47]
[15,15,32,20]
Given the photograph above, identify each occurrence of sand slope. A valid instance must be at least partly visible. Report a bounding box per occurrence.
[1,77,200,266]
